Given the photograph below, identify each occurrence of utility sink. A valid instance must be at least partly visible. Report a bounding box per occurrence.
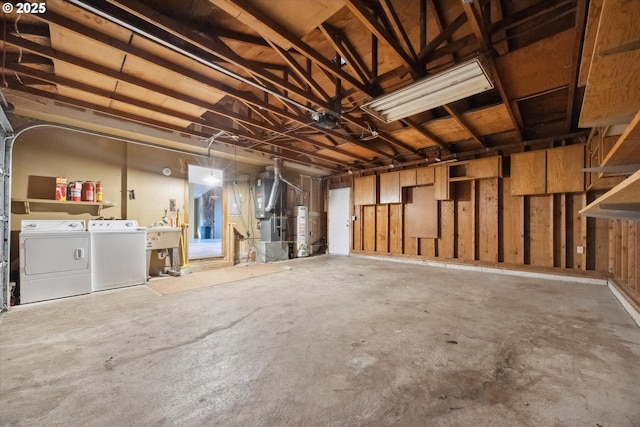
[144,227,181,250]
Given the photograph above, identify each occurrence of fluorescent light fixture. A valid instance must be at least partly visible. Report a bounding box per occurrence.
[360,57,494,123]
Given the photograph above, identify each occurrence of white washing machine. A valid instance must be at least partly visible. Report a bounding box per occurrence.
[88,219,146,291]
[19,220,91,304]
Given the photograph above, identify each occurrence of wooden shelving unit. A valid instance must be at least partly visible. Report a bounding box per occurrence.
[580,170,640,220]
[12,198,116,215]
[581,111,640,220]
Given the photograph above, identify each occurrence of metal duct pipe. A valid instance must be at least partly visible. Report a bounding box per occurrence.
[265,158,304,213]
[264,158,282,213]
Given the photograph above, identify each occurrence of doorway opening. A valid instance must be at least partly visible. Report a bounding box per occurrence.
[188,165,223,259]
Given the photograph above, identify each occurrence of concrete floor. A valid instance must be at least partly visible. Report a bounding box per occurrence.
[1,255,639,426]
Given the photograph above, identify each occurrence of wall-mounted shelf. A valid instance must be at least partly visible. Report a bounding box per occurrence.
[580,169,640,220]
[12,198,116,215]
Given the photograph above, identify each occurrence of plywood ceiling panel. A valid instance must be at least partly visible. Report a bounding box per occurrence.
[114,81,209,119]
[210,0,343,50]
[119,56,225,107]
[391,128,441,150]
[495,28,575,100]
[49,25,126,71]
[57,86,112,108]
[109,99,194,128]
[48,0,134,43]
[464,104,513,136]
[52,61,118,93]
[424,118,469,143]
[129,36,242,96]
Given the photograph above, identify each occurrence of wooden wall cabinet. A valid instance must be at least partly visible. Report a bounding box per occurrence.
[511,150,547,195]
[434,164,450,200]
[416,166,435,185]
[399,169,417,187]
[379,171,401,204]
[354,175,377,205]
[511,145,584,195]
[546,144,584,193]
[468,156,502,179]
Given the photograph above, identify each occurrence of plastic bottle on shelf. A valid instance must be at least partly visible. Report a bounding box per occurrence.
[95,181,103,203]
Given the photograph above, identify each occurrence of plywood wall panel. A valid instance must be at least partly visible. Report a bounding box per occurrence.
[621,222,629,282]
[389,204,403,254]
[353,205,363,251]
[376,205,389,253]
[419,239,437,258]
[567,194,587,269]
[502,178,525,264]
[477,179,499,262]
[404,235,417,256]
[592,217,610,272]
[628,222,637,290]
[456,182,475,261]
[405,186,438,238]
[528,195,554,267]
[609,220,622,275]
[363,205,376,252]
[439,200,456,258]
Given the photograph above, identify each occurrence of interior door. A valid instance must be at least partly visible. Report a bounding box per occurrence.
[328,187,351,256]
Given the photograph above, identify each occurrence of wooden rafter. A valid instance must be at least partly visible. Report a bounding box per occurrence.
[9,81,344,169]
[318,24,371,86]
[4,35,377,167]
[565,0,589,132]
[402,118,449,151]
[206,0,373,96]
[462,1,524,142]
[266,40,332,102]
[442,105,486,148]
[103,0,335,111]
[417,13,468,63]
[343,0,420,78]
[379,0,418,61]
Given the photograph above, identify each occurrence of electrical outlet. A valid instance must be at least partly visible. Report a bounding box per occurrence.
[576,246,584,254]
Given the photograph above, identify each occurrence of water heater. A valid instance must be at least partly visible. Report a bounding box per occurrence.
[296,206,309,257]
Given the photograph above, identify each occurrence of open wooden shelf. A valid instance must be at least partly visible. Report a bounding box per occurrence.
[12,198,116,215]
[601,110,640,170]
[580,170,640,220]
